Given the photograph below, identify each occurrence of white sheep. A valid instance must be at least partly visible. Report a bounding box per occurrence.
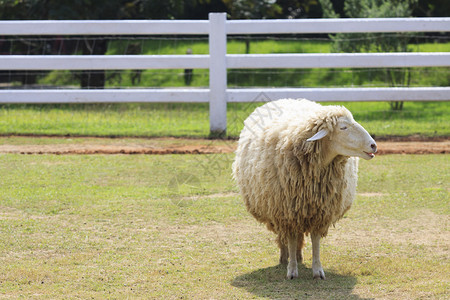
[232,98,377,280]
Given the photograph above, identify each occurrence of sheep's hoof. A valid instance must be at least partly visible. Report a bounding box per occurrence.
[287,265,298,280]
[313,268,325,280]
[287,270,298,280]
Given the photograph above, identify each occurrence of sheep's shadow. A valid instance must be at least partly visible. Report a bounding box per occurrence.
[232,264,373,299]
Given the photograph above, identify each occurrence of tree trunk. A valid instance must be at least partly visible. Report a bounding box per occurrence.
[245,38,250,54]
[80,38,108,89]
[387,68,405,111]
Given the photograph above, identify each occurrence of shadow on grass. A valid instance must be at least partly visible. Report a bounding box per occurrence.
[232,264,373,299]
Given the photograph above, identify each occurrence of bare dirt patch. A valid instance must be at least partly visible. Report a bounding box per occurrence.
[358,192,387,197]
[328,209,450,258]
[0,136,448,155]
[375,141,450,155]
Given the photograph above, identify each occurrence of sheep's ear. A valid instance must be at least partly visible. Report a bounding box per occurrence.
[307,129,329,142]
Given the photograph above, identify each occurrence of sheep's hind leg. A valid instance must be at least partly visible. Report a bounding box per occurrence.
[277,234,288,265]
[297,233,305,264]
[279,245,288,265]
[279,233,304,267]
[287,234,298,279]
[311,232,325,280]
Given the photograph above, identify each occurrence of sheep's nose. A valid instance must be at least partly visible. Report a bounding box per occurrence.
[371,143,377,153]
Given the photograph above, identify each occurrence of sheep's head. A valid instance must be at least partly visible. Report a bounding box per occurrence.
[307,115,377,161]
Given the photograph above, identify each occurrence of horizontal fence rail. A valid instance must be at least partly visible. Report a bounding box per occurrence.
[2,52,449,70]
[0,13,449,135]
[1,87,448,103]
[1,18,448,35]
[227,53,450,69]
[0,89,210,103]
[0,20,210,35]
[0,55,210,70]
[227,87,450,102]
[227,17,450,34]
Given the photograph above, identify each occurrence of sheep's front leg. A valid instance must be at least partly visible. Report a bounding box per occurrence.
[287,234,298,279]
[311,232,325,280]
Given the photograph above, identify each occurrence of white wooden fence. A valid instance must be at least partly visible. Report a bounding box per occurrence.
[0,13,449,135]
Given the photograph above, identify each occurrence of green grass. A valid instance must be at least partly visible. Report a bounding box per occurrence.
[0,101,448,138]
[228,101,450,137]
[0,103,210,137]
[4,39,449,138]
[0,153,448,298]
[36,40,450,89]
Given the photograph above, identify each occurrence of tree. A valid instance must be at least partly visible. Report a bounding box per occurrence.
[275,0,323,19]
[414,0,450,17]
[0,0,197,88]
[30,0,139,89]
[223,0,282,53]
[320,0,419,110]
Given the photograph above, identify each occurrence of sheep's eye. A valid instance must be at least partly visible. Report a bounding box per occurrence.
[340,126,348,130]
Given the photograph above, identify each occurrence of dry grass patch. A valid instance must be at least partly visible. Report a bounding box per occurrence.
[0,154,448,299]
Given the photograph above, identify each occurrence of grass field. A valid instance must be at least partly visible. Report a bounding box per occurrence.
[38,40,450,89]
[0,101,448,138]
[105,39,450,89]
[0,153,448,299]
[3,38,449,139]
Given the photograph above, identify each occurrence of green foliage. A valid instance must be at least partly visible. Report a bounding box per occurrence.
[322,0,418,53]
[319,0,420,110]
[223,0,323,19]
[224,0,282,19]
[0,0,228,20]
[0,0,208,88]
[414,0,450,17]
[319,0,339,18]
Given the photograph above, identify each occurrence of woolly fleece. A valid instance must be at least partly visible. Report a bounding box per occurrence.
[232,99,359,245]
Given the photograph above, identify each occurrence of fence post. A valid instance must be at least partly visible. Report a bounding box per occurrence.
[208,12,227,137]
